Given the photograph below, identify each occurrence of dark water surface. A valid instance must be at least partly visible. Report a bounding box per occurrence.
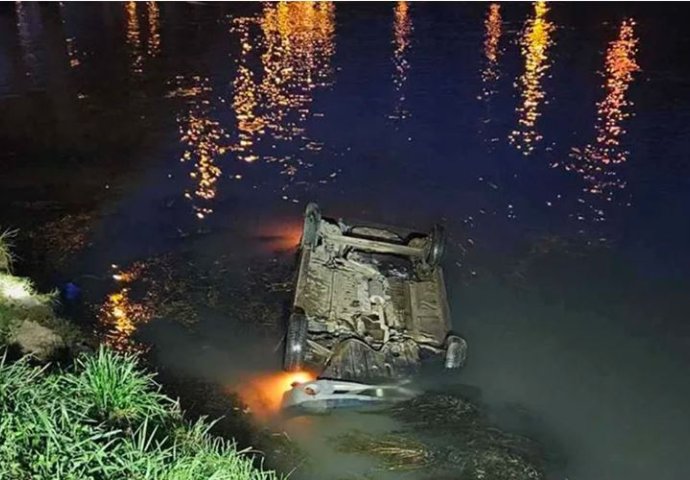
[2,2,690,479]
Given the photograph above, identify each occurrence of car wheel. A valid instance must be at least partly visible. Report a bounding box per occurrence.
[425,224,446,268]
[444,334,467,369]
[301,202,321,250]
[284,313,308,371]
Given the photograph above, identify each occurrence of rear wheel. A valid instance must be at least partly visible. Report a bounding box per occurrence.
[301,203,321,250]
[425,224,446,268]
[284,313,308,371]
[444,334,467,369]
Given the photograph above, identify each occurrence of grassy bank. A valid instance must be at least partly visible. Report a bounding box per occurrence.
[0,230,83,358]
[0,347,279,480]
[0,234,279,480]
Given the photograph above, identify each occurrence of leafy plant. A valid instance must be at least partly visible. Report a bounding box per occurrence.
[0,347,280,480]
[68,347,172,423]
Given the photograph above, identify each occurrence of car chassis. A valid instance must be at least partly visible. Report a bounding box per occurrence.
[283,203,467,381]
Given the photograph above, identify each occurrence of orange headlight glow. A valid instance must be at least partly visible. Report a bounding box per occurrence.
[235,370,316,420]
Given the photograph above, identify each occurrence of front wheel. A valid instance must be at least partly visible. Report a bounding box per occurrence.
[425,224,446,268]
[284,313,308,371]
[444,334,468,369]
[300,203,321,250]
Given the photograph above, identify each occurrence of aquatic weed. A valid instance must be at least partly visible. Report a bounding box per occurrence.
[335,431,435,471]
[334,393,546,480]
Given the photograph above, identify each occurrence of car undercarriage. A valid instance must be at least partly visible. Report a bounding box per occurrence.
[284,203,467,381]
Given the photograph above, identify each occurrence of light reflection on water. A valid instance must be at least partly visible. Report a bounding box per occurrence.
[173,75,228,219]
[146,2,161,58]
[231,15,264,164]
[509,1,555,156]
[125,1,161,74]
[478,3,503,151]
[567,18,640,211]
[231,1,336,165]
[148,0,640,232]
[258,0,335,143]
[4,2,648,232]
[390,1,412,121]
[125,1,142,74]
[171,1,337,219]
[99,263,152,352]
[480,3,502,100]
[146,1,161,58]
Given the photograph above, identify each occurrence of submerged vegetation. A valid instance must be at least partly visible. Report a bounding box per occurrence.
[337,432,434,471]
[335,393,545,480]
[0,348,279,480]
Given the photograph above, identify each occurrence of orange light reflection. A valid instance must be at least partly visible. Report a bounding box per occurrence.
[232,17,264,164]
[176,76,227,219]
[480,4,502,99]
[125,1,143,74]
[566,20,639,210]
[229,1,335,176]
[390,1,412,121]
[255,218,304,253]
[99,263,152,352]
[509,1,555,155]
[236,370,315,419]
[146,1,161,58]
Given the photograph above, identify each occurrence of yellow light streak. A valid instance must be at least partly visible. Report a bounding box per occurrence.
[509,1,555,155]
[391,1,412,121]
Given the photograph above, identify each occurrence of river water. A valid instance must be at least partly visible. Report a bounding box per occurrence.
[2,2,690,479]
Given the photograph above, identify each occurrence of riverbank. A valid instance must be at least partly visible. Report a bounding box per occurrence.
[0,348,279,480]
[0,235,279,480]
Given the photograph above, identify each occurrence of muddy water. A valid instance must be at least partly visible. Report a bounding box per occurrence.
[2,2,690,479]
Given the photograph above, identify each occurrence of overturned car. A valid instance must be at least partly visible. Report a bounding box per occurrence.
[283,203,467,380]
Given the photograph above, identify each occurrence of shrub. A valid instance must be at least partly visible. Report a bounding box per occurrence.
[68,347,172,423]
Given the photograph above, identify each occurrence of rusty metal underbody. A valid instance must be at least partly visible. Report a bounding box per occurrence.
[294,218,452,380]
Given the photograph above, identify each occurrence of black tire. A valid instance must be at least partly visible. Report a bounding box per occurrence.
[425,224,446,268]
[300,203,321,250]
[284,313,308,371]
[444,334,467,369]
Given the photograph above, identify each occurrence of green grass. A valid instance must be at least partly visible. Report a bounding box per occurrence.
[0,347,280,480]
